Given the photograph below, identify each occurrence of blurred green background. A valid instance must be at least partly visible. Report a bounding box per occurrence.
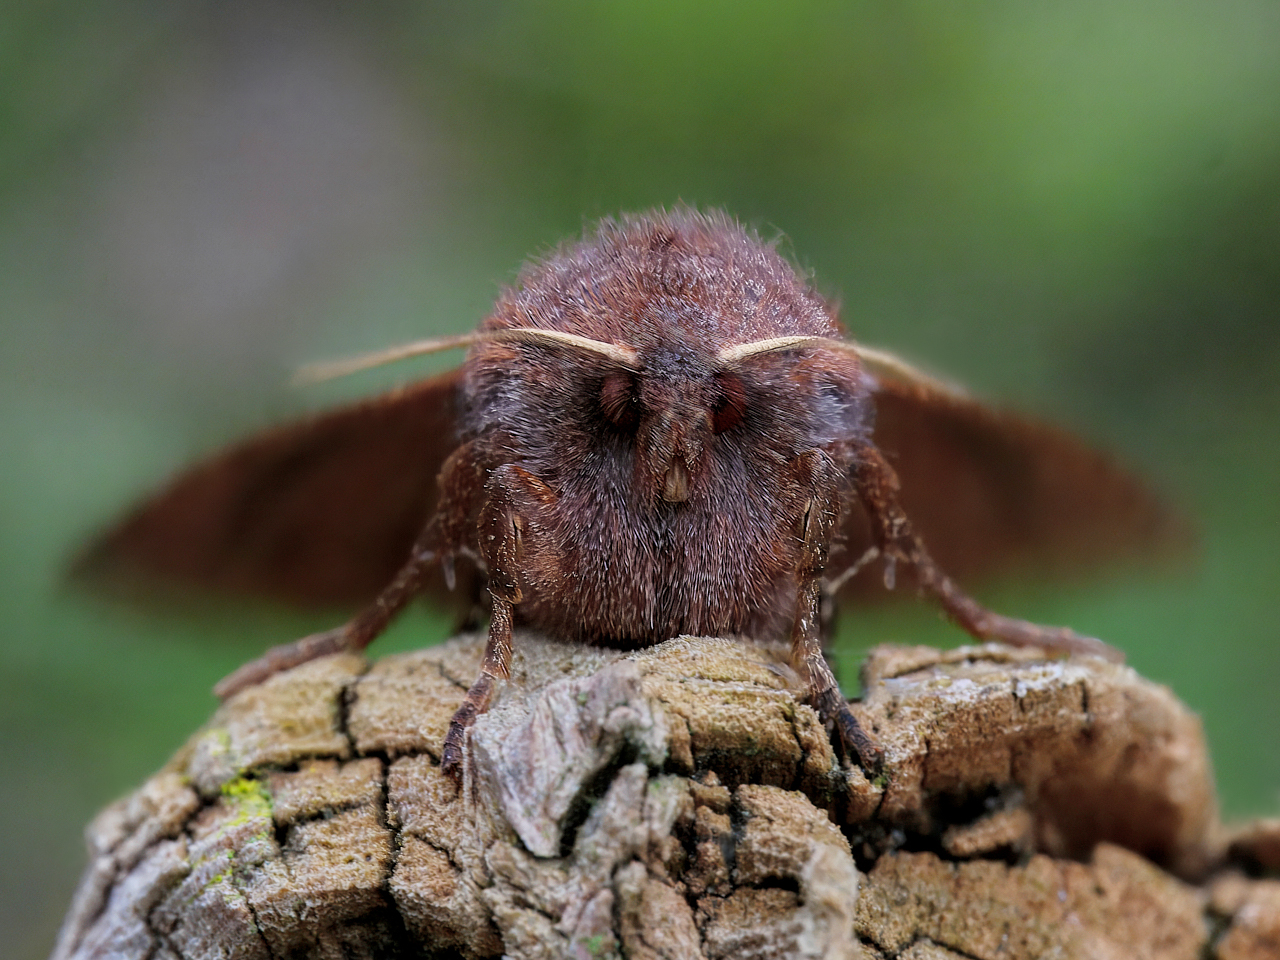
[4,1,1279,954]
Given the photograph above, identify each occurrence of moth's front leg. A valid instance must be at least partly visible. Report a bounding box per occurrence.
[850,439,1123,662]
[440,463,556,781]
[788,449,883,771]
[213,441,485,700]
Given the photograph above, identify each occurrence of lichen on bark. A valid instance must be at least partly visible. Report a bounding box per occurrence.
[51,633,1280,959]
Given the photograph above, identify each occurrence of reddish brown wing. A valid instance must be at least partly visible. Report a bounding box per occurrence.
[76,368,477,613]
[835,376,1188,597]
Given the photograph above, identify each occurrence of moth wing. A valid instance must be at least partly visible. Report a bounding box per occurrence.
[835,361,1188,598]
[75,368,477,612]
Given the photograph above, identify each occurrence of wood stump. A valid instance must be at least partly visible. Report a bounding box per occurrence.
[51,634,1280,959]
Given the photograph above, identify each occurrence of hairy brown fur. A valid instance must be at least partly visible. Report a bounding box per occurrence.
[459,211,867,647]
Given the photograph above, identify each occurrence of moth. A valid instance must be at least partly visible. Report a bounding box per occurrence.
[83,209,1179,778]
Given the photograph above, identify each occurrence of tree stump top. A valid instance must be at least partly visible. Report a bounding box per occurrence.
[51,634,1280,959]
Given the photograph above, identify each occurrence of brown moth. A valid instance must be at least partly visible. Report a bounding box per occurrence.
[82,209,1181,778]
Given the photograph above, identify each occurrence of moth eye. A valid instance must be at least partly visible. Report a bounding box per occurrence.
[712,373,747,433]
[600,371,640,430]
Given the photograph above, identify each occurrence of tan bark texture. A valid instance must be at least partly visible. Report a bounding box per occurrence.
[51,634,1279,959]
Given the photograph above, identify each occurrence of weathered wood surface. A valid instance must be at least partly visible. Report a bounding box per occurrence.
[51,634,1280,959]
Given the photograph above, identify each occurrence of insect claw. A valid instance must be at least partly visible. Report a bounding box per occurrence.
[834,703,884,775]
[440,726,466,785]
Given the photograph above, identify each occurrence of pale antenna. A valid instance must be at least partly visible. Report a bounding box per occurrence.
[295,328,640,385]
[718,336,967,400]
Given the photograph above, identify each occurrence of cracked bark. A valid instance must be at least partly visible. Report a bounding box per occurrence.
[51,634,1280,960]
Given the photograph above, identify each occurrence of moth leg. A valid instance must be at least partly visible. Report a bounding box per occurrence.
[213,547,434,699]
[440,464,554,781]
[851,439,1124,662]
[213,442,486,700]
[789,450,883,771]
